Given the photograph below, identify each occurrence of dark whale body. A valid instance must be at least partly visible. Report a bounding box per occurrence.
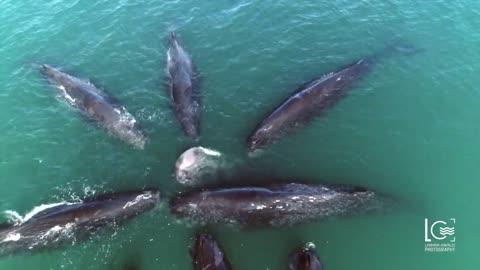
[247,42,415,150]
[0,189,160,257]
[40,65,146,148]
[170,183,385,227]
[166,32,200,139]
[289,244,323,270]
[191,232,232,270]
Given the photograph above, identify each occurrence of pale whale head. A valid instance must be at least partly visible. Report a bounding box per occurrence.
[175,147,221,186]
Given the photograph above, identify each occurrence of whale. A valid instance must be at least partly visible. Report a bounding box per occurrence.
[247,41,417,150]
[289,243,323,270]
[40,65,146,149]
[0,189,160,257]
[166,32,200,139]
[190,232,232,270]
[175,147,222,186]
[170,182,387,227]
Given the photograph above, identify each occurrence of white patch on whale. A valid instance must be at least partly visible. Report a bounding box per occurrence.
[111,109,145,149]
[57,85,75,103]
[40,223,76,240]
[256,205,267,210]
[123,193,152,209]
[1,233,21,243]
[167,48,172,63]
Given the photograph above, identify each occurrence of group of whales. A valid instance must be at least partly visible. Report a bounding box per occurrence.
[1,32,417,268]
[39,32,416,151]
[121,231,322,270]
[190,233,323,270]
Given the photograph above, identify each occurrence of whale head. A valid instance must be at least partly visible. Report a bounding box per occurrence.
[247,128,271,151]
[289,244,323,270]
[40,64,64,82]
[190,232,232,270]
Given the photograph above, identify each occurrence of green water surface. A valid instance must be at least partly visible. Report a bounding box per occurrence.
[0,0,478,269]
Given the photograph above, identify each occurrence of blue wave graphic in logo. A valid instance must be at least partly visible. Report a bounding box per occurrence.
[439,227,455,236]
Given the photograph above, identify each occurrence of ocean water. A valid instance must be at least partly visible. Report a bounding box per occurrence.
[0,0,478,269]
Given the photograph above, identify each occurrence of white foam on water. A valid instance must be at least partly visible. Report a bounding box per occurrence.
[4,211,23,225]
[23,202,71,223]
[305,242,316,249]
[198,147,221,157]
[4,202,72,225]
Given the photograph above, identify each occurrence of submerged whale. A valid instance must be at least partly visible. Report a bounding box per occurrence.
[166,32,200,139]
[170,182,386,227]
[289,243,323,270]
[40,65,146,149]
[191,232,232,270]
[247,41,417,150]
[0,189,160,257]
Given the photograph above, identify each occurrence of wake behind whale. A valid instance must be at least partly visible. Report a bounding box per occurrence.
[0,189,160,257]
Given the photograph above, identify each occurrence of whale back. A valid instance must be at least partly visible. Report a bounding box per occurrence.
[170,183,382,227]
[166,32,200,139]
